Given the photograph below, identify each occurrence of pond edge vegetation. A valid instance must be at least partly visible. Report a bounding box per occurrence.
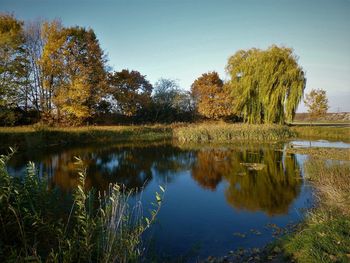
[0,149,164,262]
[0,124,349,151]
[279,158,350,263]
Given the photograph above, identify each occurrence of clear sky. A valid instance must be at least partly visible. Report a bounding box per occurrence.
[1,0,349,112]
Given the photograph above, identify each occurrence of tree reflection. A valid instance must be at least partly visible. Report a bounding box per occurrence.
[190,146,302,216]
[12,143,193,192]
[191,149,230,190]
[7,142,302,216]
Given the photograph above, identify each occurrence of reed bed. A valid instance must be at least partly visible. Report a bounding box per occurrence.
[173,123,295,142]
[304,159,350,216]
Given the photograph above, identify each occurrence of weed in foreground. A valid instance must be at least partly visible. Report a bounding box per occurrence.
[0,149,164,263]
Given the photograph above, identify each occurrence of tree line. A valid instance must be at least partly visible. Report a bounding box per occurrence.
[1,13,307,126]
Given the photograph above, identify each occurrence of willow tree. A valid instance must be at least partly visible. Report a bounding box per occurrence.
[226,46,306,124]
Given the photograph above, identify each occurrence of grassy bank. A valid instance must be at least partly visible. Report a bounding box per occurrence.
[0,150,163,262]
[285,147,350,161]
[0,123,349,150]
[1,123,295,149]
[280,158,350,262]
[0,125,172,150]
[291,126,350,142]
[173,123,295,142]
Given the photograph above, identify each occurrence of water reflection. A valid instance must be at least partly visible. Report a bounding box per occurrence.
[7,142,301,216]
[191,147,301,215]
[7,143,194,191]
[192,150,228,190]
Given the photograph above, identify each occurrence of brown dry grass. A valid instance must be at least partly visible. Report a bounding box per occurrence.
[305,158,350,216]
[286,147,350,161]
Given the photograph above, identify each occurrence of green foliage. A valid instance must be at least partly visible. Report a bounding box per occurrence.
[0,151,163,262]
[304,89,329,120]
[173,123,295,142]
[226,45,306,124]
[283,214,350,263]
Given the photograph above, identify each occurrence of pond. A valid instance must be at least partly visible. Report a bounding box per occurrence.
[4,140,323,261]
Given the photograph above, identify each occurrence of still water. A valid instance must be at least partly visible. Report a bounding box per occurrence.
[6,141,316,260]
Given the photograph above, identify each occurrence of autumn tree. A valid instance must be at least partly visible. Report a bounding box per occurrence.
[40,23,107,123]
[191,71,232,119]
[108,69,152,117]
[304,89,329,120]
[0,14,30,125]
[0,14,28,109]
[226,46,306,124]
[39,20,66,116]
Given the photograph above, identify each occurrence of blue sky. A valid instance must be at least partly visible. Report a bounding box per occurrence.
[1,0,349,112]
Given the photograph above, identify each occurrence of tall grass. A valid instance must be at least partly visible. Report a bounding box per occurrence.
[173,123,295,142]
[281,159,350,262]
[0,149,163,262]
[303,159,350,216]
[291,126,350,141]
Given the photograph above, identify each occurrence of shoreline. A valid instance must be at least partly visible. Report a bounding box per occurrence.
[0,123,348,151]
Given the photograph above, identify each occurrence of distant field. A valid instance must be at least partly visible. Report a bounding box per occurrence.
[291,122,350,127]
[293,112,350,124]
